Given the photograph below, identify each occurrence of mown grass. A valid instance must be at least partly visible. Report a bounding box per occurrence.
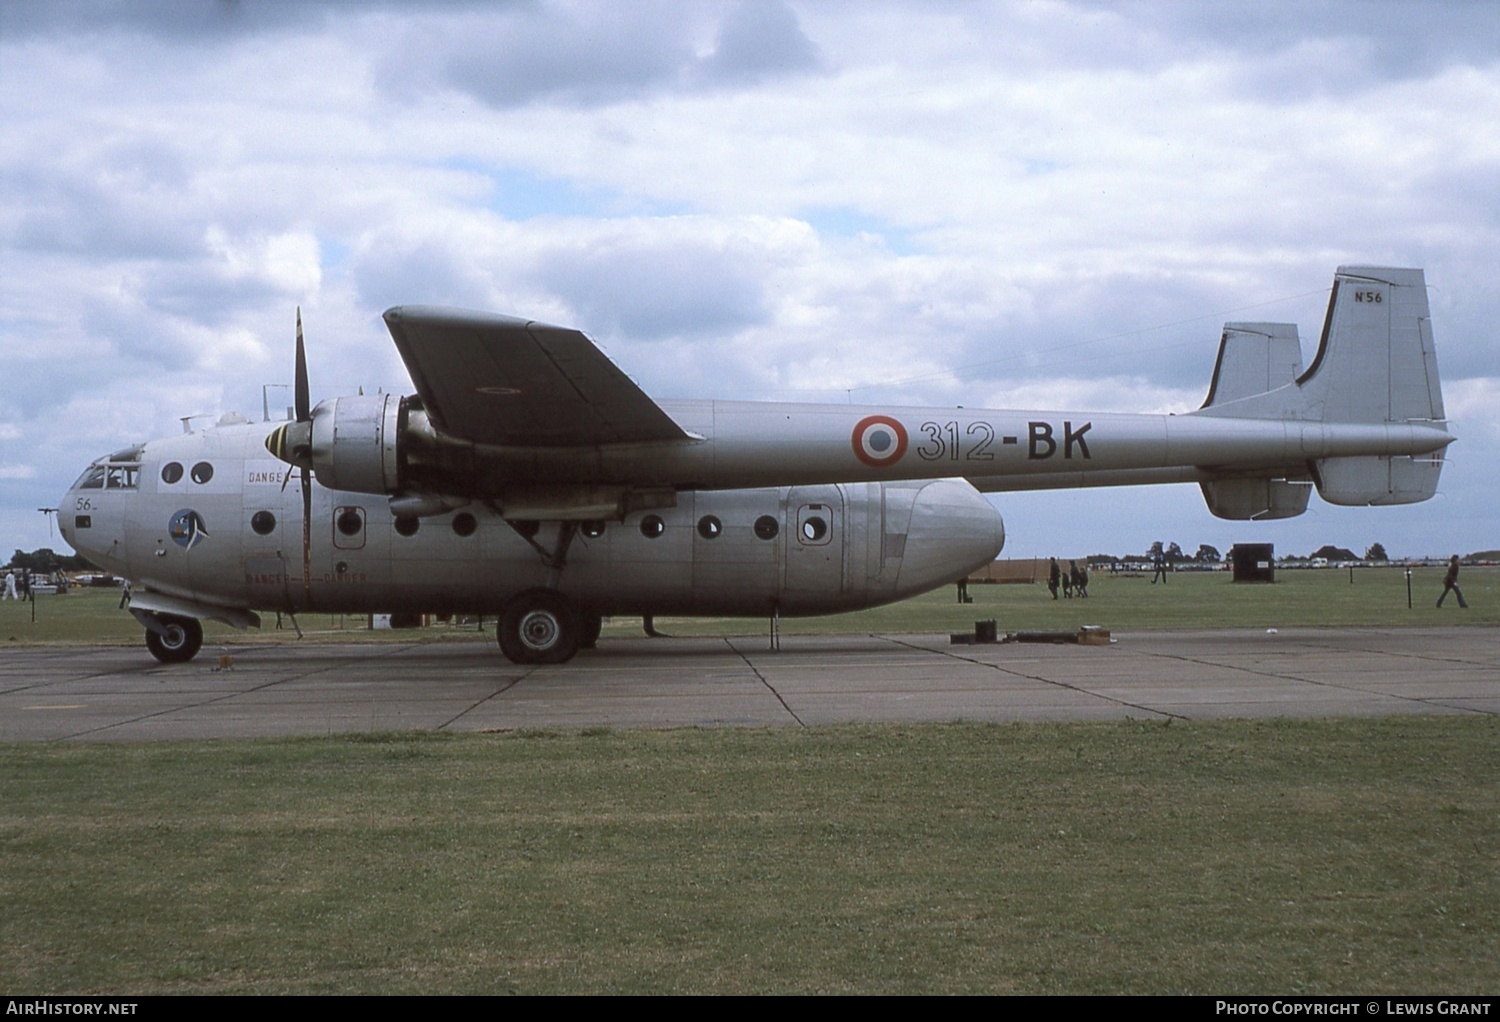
[3,565,1496,649]
[2,718,1496,994]
[633,564,1500,637]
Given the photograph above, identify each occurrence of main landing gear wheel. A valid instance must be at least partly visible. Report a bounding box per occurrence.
[144,615,204,664]
[498,589,580,665]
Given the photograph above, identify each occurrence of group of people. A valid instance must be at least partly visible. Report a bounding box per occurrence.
[1038,553,1471,609]
[1047,557,1088,599]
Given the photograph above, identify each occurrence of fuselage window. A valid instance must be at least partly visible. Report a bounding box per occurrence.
[161,462,184,484]
[697,515,722,539]
[640,514,665,539]
[801,515,828,543]
[754,515,779,541]
[190,461,214,484]
[394,515,420,537]
[582,521,606,538]
[336,507,364,537]
[251,511,276,536]
[452,512,478,537]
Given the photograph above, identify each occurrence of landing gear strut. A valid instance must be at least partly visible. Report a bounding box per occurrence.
[497,589,581,665]
[143,614,204,664]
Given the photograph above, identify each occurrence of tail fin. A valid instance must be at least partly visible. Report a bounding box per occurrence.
[1296,266,1444,425]
[1200,322,1303,410]
[1304,266,1447,505]
[1197,266,1449,509]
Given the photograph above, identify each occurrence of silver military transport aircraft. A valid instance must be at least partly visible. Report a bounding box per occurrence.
[60,266,1451,665]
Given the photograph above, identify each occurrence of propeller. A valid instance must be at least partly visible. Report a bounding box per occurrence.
[264,308,315,609]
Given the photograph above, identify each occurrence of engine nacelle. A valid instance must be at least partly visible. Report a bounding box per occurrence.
[309,394,405,495]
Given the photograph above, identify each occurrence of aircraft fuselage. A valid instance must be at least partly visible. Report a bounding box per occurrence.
[61,422,1005,624]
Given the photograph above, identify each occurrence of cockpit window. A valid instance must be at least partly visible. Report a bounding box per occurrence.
[73,453,142,490]
[106,464,140,489]
[74,465,107,490]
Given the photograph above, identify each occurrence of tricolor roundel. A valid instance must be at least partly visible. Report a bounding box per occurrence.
[851,415,909,467]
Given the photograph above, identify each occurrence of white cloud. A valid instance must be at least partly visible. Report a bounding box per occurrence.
[2,0,1497,559]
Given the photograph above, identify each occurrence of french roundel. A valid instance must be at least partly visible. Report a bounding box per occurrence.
[851,415,909,467]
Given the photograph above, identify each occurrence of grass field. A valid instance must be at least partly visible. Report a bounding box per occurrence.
[3,564,1496,649]
[3,718,1497,994]
[3,568,1495,994]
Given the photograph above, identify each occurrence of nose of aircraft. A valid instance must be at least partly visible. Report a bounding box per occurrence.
[896,478,1005,593]
[59,451,126,570]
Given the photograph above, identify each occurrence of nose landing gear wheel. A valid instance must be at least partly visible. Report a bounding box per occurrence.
[498,589,580,665]
[144,615,204,664]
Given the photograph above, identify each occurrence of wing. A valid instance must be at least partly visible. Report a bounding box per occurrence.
[382,306,691,447]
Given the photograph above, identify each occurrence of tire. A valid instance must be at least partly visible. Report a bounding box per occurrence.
[497,590,580,665]
[144,615,204,664]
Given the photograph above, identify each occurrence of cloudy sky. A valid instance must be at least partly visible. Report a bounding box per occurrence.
[3,0,1496,563]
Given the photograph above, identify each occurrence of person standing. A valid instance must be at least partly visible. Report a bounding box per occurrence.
[1436,555,1468,608]
[2,569,16,600]
[1047,557,1061,600]
[1151,547,1168,584]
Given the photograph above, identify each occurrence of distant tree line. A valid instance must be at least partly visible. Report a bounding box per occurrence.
[1084,541,1394,567]
[8,548,94,572]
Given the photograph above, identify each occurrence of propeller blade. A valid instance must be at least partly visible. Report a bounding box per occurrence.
[294,307,310,423]
[268,307,315,473]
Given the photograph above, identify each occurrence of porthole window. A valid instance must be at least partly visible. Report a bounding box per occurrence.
[697,515,722,539]
[452,512,478,537]
[251,510,276,535]
[190,461,214,484]
[161,462,183,484]
[754,515,779,540]
[336,507,364,537]
[394,515,419,537]
[639,514,665,539]
[801,516,828,543]
[582,521,606,538]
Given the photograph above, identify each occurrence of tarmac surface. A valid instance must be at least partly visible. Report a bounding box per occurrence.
[2,626,1495,742]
